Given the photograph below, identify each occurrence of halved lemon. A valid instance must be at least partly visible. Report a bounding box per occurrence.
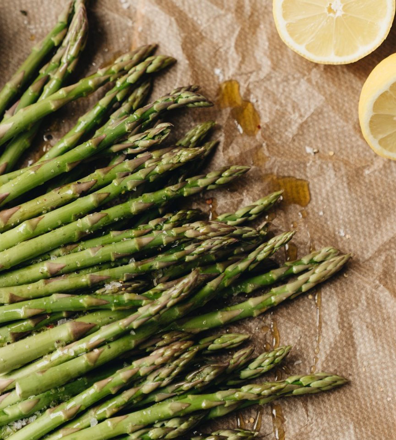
[359,54,396,160]
[273,0,395,65]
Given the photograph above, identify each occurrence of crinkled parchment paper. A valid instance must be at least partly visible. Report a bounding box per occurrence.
[1,1,396,439]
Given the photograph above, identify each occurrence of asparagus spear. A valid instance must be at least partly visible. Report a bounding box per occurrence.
[0,59,154,187]
[136,345,290,410]
[0,53,175,148]
[20,373,347,440]
[125,414,206,440]
[226,346,292,385]
[0,3,79,121]
[0,365,121,429]
[192,429,258,440]
[170,254,350,334]
[45,335,247,439]
[0,310,130,376]
[0,166,247,271]
[0,292,150,323]
[44,209,203,260]
[0,145,202,253]
[0,312,69,346]
[13,234,290,398]
[0,88,212,207]
[218,246,340,298]
[12,271,204,394]
[216,192,283,225]
[0,221,257,287]
[0,123,172,232]
[9,340,196,440]
[0,273,204,394]
[176,121,216,147]
[3,47,66,120]
[0,0,89,173]
[0,1,74,116]
[0,236,237,303]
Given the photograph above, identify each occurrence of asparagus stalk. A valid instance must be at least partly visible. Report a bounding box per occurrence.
[13,271,204,395]
[9,340,195,440]
[10,234,270,396]
[219,246,340,298]
[0,145,202,253]
[89,78,153,141]
[0,274,203,394]
[0,221,257,287]
[0,312,69,346]
[0,53,175,149]
[0,1,74,116]
[0,365,121,429]
[116,346,289,440]
[44,209,203,261]
[0,123,172,232]
[12,238,282,397]
[125,414,206,440]
[176,121,216,147]
[0,3,78,121]
[216,192,283,225]
[226,346,292,385]
[0,292,150,323]
[137,345,291,409]
[45,335,246,440]
[132,348,255,410]
[192,430,258,440]
[170,254,350,334]
[0,59,154,187]
[26,373,347,440]
[0,0,89,173]
[152,241,260,284]
[3,47,66,119]
[0,236,237,303]
[0,88,212,207]
[0,310,130,376]
[0,165,246,271]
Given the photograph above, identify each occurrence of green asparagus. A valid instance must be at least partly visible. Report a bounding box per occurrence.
[0,221,257,287]
[0,166,246,271]
[0,310,130,376]
[0,146,203,253]
[0,89,212,207]
[0,1,74,116]
[26,373,347,440]
[0,0,89,173]
[216,191,283,225]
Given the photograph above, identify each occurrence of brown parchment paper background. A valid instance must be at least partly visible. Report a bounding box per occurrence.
[1,0,396,439]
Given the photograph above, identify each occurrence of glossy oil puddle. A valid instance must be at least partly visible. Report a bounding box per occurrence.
[218,80,261,136]
[263,175,310,207]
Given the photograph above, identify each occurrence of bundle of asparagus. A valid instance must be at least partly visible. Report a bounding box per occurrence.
[0,2,350,439]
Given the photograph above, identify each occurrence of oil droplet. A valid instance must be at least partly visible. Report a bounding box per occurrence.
[265,212,277,222]
[299,209,308,219]
[218,80,260,136]
[253,407,264,431]
[285,243,298,262]
[311,290,323,373]
[29,34,36,41]
[271,403,286,440]
[263,175,311,207]
[270,319,280,349]
[205,198,218,220]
